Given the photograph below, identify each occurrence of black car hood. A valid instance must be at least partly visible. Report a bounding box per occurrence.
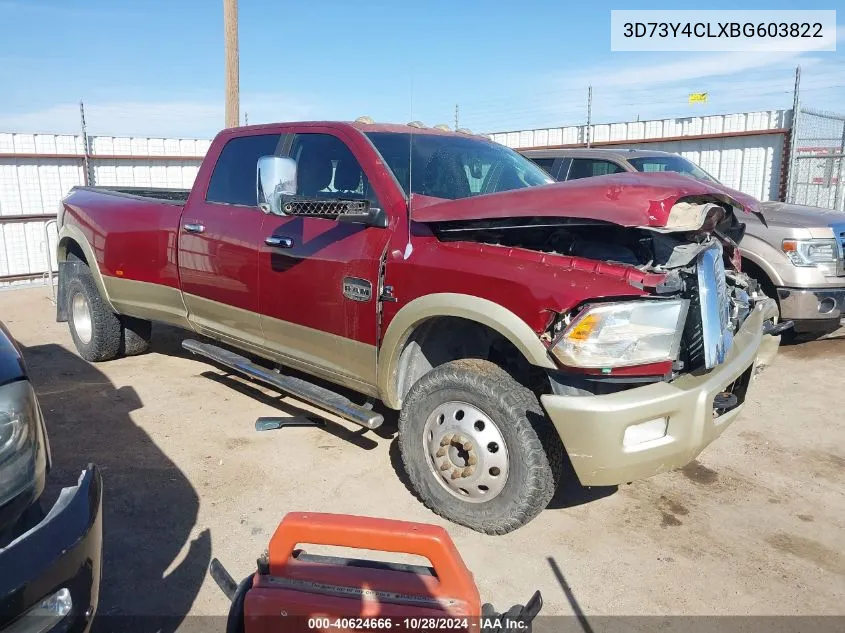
[0,322,26,387]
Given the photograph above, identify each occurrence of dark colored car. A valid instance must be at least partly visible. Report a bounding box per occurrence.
[0,321,102,633]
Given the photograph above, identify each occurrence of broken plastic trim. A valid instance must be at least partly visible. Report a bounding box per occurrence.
[642,201,725,233]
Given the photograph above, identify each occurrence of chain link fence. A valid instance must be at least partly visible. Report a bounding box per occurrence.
[787,107,845,211]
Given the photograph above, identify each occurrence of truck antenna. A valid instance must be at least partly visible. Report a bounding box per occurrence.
[404,77,414,260]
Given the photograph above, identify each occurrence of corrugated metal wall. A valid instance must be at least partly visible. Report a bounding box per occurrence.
[0,133,210,284]
[623,136,784,202]
[489,110,790,201]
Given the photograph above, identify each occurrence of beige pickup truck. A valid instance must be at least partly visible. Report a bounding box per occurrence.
[522,148,845,338]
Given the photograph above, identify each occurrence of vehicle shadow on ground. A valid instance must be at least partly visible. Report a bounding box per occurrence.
[198,370,382,450]
[149,323,613,516]
[547,451,617,510]
[150,320,398,449]
[148,322,200,360]
[778,327,844,356]
[386,433,616,513]
[21,343,209,633]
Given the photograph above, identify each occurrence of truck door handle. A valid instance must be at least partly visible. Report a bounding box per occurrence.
[265,236,294,248]
[182,223,206,234]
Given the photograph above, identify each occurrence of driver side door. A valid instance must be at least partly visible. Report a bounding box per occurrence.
[258,130,391,395]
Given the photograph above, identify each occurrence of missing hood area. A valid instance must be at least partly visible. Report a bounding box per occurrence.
[428,200,747,278]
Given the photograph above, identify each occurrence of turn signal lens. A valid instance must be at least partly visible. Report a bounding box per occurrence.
[566,313,601,342]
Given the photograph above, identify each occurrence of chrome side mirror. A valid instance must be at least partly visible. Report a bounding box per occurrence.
[257,156,297,215]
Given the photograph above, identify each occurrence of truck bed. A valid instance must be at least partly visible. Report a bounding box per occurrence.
[74,185,190,205]
[61,185,187,288]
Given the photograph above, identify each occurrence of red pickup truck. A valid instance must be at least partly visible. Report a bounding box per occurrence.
[56,120,782,533]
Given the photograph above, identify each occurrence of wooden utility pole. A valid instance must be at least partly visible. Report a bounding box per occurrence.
[224,0,239,128]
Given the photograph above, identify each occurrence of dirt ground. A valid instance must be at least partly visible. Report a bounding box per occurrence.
[3,286,844,624]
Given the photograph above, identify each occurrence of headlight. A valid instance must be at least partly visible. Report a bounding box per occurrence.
[782,238,841,272]
[551,300,688,369]
[0,380,46,507]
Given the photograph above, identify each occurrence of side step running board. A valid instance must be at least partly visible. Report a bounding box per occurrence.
[182,339,383,430]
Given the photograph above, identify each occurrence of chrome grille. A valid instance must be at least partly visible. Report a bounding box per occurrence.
[696,243,734,369]
[680,283,706,370]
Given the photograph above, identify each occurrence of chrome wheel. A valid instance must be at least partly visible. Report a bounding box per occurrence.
[71,292,93,344]
[423,401,509,503]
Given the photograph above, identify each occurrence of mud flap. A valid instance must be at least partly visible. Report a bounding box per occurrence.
[56,260,85,322]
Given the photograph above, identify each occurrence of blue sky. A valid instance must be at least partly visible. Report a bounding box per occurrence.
[0,0,842,138]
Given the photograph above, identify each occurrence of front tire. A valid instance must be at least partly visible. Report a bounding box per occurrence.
[398,358,563,535]
[67,269,122,362]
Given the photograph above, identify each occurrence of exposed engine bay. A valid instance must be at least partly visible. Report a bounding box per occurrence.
[430,207,773,377]
[428,206,746,272]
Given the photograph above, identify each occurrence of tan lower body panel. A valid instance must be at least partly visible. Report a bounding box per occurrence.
[260,314,377,389]
[102,276,192,329]
[99,279,378,398]
[182,293,264,349]
[183,293,379,398]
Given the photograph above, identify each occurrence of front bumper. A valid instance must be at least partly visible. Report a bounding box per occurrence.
[776,287,845,330]
[0,466,103,633]
[540,301,778,487]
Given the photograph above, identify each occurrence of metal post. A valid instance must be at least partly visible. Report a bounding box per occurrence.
[586,86,593,148]
[835,120,845,212]
[79,101,92,186]
[786,66,801,202]
[43,219,57,304]
[454,104,459,131]
[224,0,240,128]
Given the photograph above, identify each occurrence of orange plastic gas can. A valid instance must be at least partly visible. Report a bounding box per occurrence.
[244,512,482,633]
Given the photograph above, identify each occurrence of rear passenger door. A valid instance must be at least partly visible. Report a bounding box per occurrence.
[179,133,284,347]
[258,130,391,393]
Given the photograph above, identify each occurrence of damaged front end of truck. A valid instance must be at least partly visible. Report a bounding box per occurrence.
[412,171,783,486]
[415,171,784,388]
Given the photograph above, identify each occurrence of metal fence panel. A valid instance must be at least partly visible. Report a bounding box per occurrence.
[788,107,845,211]
[489,110,788,148]
[0,132,208,284]
[490,110,788,202]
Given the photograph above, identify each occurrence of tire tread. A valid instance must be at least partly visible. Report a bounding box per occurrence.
[398,358,563,535]
[66,266,122,362]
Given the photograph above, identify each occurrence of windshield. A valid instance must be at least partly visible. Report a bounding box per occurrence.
[627,155,719,184]
[365,132,554,200]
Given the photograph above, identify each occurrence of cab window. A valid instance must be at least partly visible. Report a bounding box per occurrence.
[206,134,284,206]
[566,158,625,180]
[289,133,376,203]
[529,158,556,177]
